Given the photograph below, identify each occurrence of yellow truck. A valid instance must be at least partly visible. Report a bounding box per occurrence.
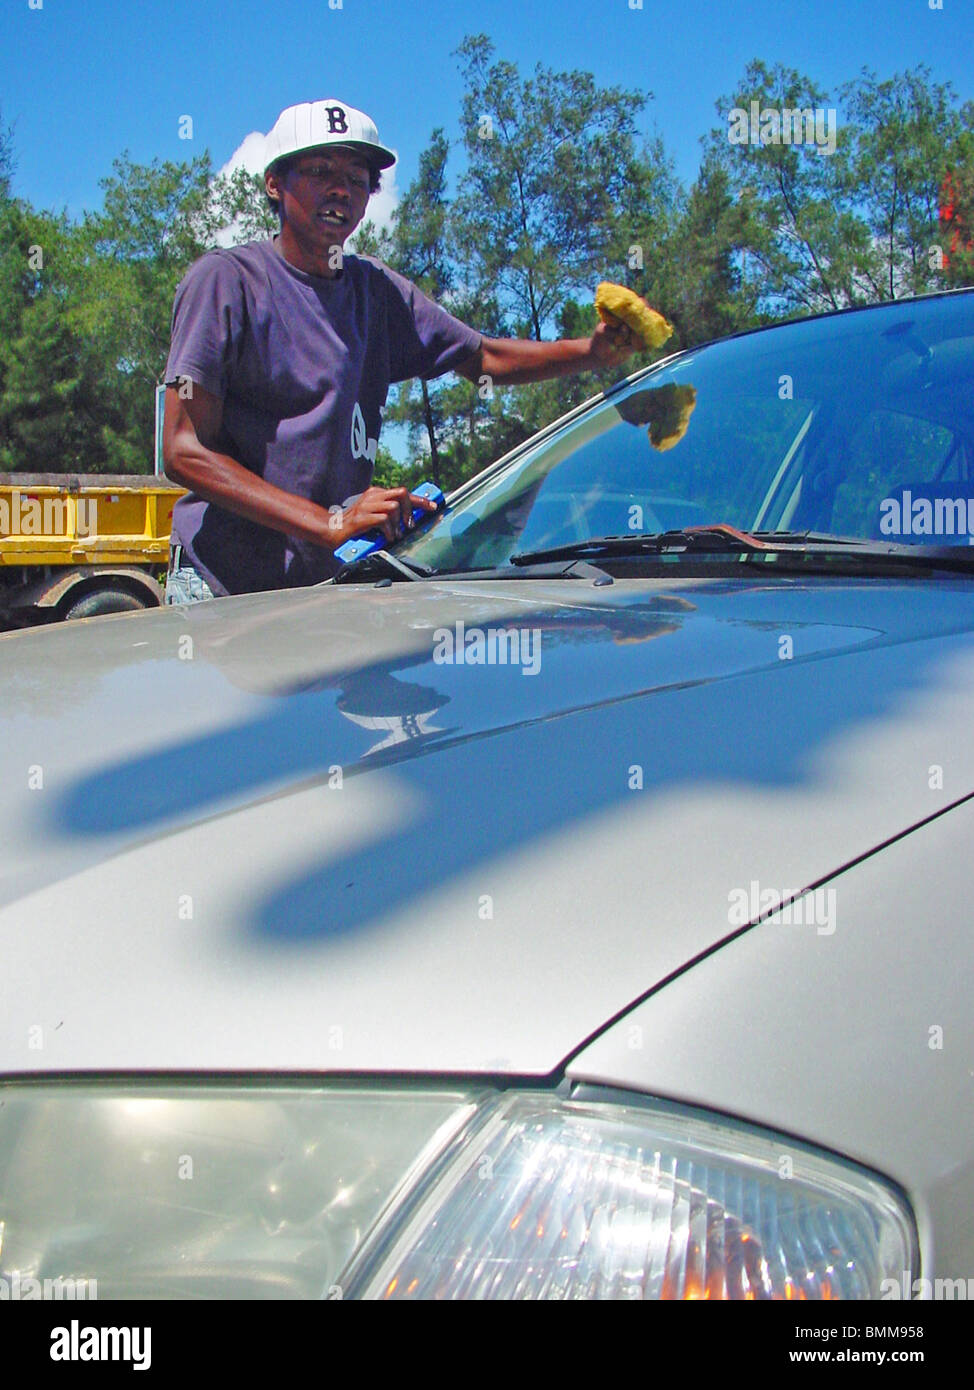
[0,473,184,629]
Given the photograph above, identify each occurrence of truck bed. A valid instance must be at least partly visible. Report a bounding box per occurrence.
[0,474,184,568]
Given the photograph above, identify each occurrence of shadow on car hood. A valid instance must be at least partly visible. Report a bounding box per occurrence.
[2,574,974,1074]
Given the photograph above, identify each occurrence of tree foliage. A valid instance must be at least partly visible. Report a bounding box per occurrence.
[837,67,974,299]
[704,60,973,315]
[0,149,258,472]
[704,59,869,313]
[451,35,655,339]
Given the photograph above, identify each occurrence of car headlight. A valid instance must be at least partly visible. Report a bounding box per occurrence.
[0,1083,916,1299]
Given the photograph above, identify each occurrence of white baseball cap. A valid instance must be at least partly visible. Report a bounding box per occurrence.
[263,100,396,175]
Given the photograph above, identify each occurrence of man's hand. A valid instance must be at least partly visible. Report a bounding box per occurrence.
[330,486,439,547]
[588,318,639,369]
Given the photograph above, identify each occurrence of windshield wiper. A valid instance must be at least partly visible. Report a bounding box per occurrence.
[511,526,974,573]
[512,525,846,563]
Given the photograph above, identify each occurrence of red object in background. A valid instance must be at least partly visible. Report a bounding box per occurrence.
[940,169,972,269]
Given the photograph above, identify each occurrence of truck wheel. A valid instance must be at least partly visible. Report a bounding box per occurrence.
[61,587,150,620]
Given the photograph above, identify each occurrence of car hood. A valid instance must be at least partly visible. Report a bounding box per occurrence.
[3,574,974,1076]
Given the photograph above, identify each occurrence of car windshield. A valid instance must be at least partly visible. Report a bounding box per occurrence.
[392,291,974,574]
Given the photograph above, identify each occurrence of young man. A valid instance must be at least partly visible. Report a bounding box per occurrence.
[162,99,636,601]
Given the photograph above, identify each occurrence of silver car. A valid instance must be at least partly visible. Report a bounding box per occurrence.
[1,288,973,1301]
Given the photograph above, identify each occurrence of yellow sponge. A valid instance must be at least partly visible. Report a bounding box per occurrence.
[595,282,674,351]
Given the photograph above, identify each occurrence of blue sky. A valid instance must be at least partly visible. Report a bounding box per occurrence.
[2,0,971,224]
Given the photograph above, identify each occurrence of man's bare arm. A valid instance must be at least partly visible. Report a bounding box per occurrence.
[454,321,637,387]
[162,384,434,546]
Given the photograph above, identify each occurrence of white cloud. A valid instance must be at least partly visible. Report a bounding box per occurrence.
[212,131,400,248]
[359,169,399,236]
[211,132,265,248]
[217,130,267,181]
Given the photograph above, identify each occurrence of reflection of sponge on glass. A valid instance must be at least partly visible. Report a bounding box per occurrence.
[595,282,674,350]
[615,384,697,451]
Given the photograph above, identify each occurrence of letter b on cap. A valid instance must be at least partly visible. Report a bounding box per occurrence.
[326,106,349,133]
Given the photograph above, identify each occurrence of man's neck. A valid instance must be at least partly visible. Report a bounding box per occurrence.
[274,227,344,279]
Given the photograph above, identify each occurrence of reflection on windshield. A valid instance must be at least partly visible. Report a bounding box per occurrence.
[615,383,698,451]
[393,293,974,573]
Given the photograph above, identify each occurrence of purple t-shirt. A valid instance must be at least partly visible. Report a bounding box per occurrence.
[164,237,482,595]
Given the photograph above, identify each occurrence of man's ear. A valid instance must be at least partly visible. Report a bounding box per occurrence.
[264,169,282,205]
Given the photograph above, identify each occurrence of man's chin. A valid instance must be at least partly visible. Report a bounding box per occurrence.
[314,224,358,255]
[279,218,360,272]
[297,231,351,266]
